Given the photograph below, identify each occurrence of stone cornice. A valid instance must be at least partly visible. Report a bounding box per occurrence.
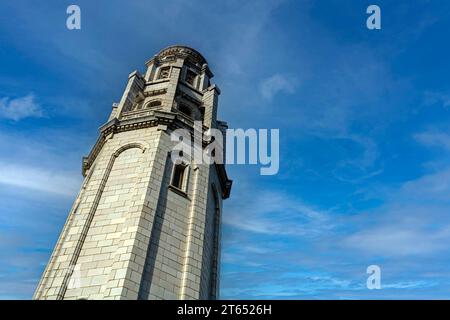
[82,112,232,199]
[156,45,208,67]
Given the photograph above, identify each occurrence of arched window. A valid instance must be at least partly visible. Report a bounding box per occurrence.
[146,100,162,109]
[178,104,192,117]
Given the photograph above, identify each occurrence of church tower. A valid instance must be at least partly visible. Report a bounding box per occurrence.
[33,45,232,300]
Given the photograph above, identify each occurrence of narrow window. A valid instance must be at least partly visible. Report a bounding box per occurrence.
[171,164,186,190]
[158,66,170,79]
[185,70,197,86]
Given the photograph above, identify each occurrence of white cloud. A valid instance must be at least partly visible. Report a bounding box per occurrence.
[0,162,80,197]
[259,74,298,100]
[0,94,43,121]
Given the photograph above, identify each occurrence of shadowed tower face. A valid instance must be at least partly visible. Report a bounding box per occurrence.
[33,46,232,300]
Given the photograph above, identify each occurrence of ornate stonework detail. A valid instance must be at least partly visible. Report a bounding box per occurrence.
[157,45,208,67]
[157,66,171,79]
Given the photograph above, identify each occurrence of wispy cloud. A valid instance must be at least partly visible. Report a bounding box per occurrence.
[342,167,450,257]
[0,231,55,299]
[0,162,80,197]
[260,74,298,100]
[415,131,450,151]
[423,91,450,109]
[343,224,450,256]
[0,94,43,121]
[382,281,438,290]
[222,162,450,298]
[221,272,361,299]
[224,190,334,238]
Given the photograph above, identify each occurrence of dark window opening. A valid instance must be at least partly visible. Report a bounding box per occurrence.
[185,70,197,86]
[171,164,186,190]
[146,100,162,108]
[179,104,192,117]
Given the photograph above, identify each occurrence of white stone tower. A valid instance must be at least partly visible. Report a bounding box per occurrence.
[33,45,232,300]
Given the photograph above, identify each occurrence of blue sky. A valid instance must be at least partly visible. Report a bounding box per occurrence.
[1,0,450,299]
